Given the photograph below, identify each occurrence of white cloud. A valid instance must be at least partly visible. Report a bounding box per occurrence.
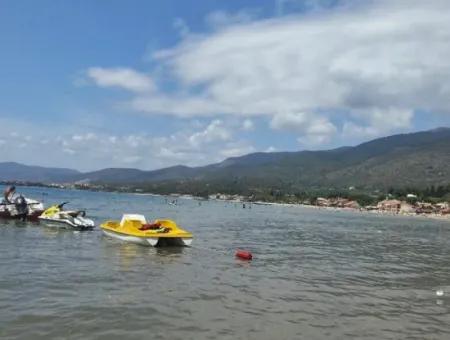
[205,9,259,29]
[271,111,337,144]
[242,119,254,131]
[271,112,310,131]
[125,135,144,148]
[275,0,361,15]
[62,148,76,155]
[121,155,143,164]
[0,118,256,171]
[220,144,256,158]
[158,0,450,114]
[130,94,230,118]
[72,133,96,142]
[173,18,190,38]
[86,1,450,145]
[343,108,413,138]
[87,67,154,93]
[188,119,231,148]
[276,0,322,15]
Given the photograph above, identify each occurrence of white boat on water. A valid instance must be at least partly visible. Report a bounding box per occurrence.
[0,195,44,221]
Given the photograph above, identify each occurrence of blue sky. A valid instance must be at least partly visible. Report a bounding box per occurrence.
[1,0,449,171]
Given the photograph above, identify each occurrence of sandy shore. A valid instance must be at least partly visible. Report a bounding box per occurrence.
[250,200,450,222]
[132,194,450,222]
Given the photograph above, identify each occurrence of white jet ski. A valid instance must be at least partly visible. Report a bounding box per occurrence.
[38,202,95,230]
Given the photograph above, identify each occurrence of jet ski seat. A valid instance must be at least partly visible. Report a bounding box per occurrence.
[67,210,86,218]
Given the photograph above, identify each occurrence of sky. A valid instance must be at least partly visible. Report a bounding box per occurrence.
[1,0,450,171]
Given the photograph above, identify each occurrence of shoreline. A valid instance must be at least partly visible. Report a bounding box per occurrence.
[7,184,450,223]
[197,197,450,222]
[250,200,450,222]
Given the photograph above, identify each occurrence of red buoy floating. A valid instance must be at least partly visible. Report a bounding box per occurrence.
[235,250,253,260]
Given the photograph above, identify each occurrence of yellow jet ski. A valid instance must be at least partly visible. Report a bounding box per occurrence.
[39,202,95,230]
[100,214,193,246]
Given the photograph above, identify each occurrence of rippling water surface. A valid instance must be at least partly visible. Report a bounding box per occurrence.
[1,187,450,339]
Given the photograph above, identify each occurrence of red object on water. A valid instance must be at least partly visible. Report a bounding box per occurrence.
[235,250,253,260]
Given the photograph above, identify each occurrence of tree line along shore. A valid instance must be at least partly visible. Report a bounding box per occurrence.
[2,180,450,219]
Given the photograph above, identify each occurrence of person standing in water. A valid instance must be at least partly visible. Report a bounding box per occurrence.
[3,185,16,203]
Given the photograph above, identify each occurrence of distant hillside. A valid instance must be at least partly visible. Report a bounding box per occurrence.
[2,128,450,192]
[200,127,450,190]
[72,165,197,183]
[0,162,80,182]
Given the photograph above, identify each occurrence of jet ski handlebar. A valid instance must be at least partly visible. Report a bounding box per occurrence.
[57,202,70,209]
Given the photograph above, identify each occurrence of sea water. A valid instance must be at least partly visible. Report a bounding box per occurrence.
[1,187,449,339]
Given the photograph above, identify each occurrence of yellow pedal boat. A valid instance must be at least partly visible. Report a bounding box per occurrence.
[100,214,193,246]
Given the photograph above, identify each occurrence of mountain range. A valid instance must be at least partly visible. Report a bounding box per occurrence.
[1,127,449,191]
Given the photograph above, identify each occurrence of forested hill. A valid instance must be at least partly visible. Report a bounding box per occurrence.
[0,162,80,182]
[1,127,450,192]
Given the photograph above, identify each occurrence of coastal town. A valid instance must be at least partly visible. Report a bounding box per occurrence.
[313,196,450,217]
[214,193,450,219]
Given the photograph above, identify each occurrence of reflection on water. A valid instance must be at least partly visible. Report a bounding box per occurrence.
[155,246,186,256]
[0,187,450,339]
[0,218,34,228]
[97,235,190,275]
